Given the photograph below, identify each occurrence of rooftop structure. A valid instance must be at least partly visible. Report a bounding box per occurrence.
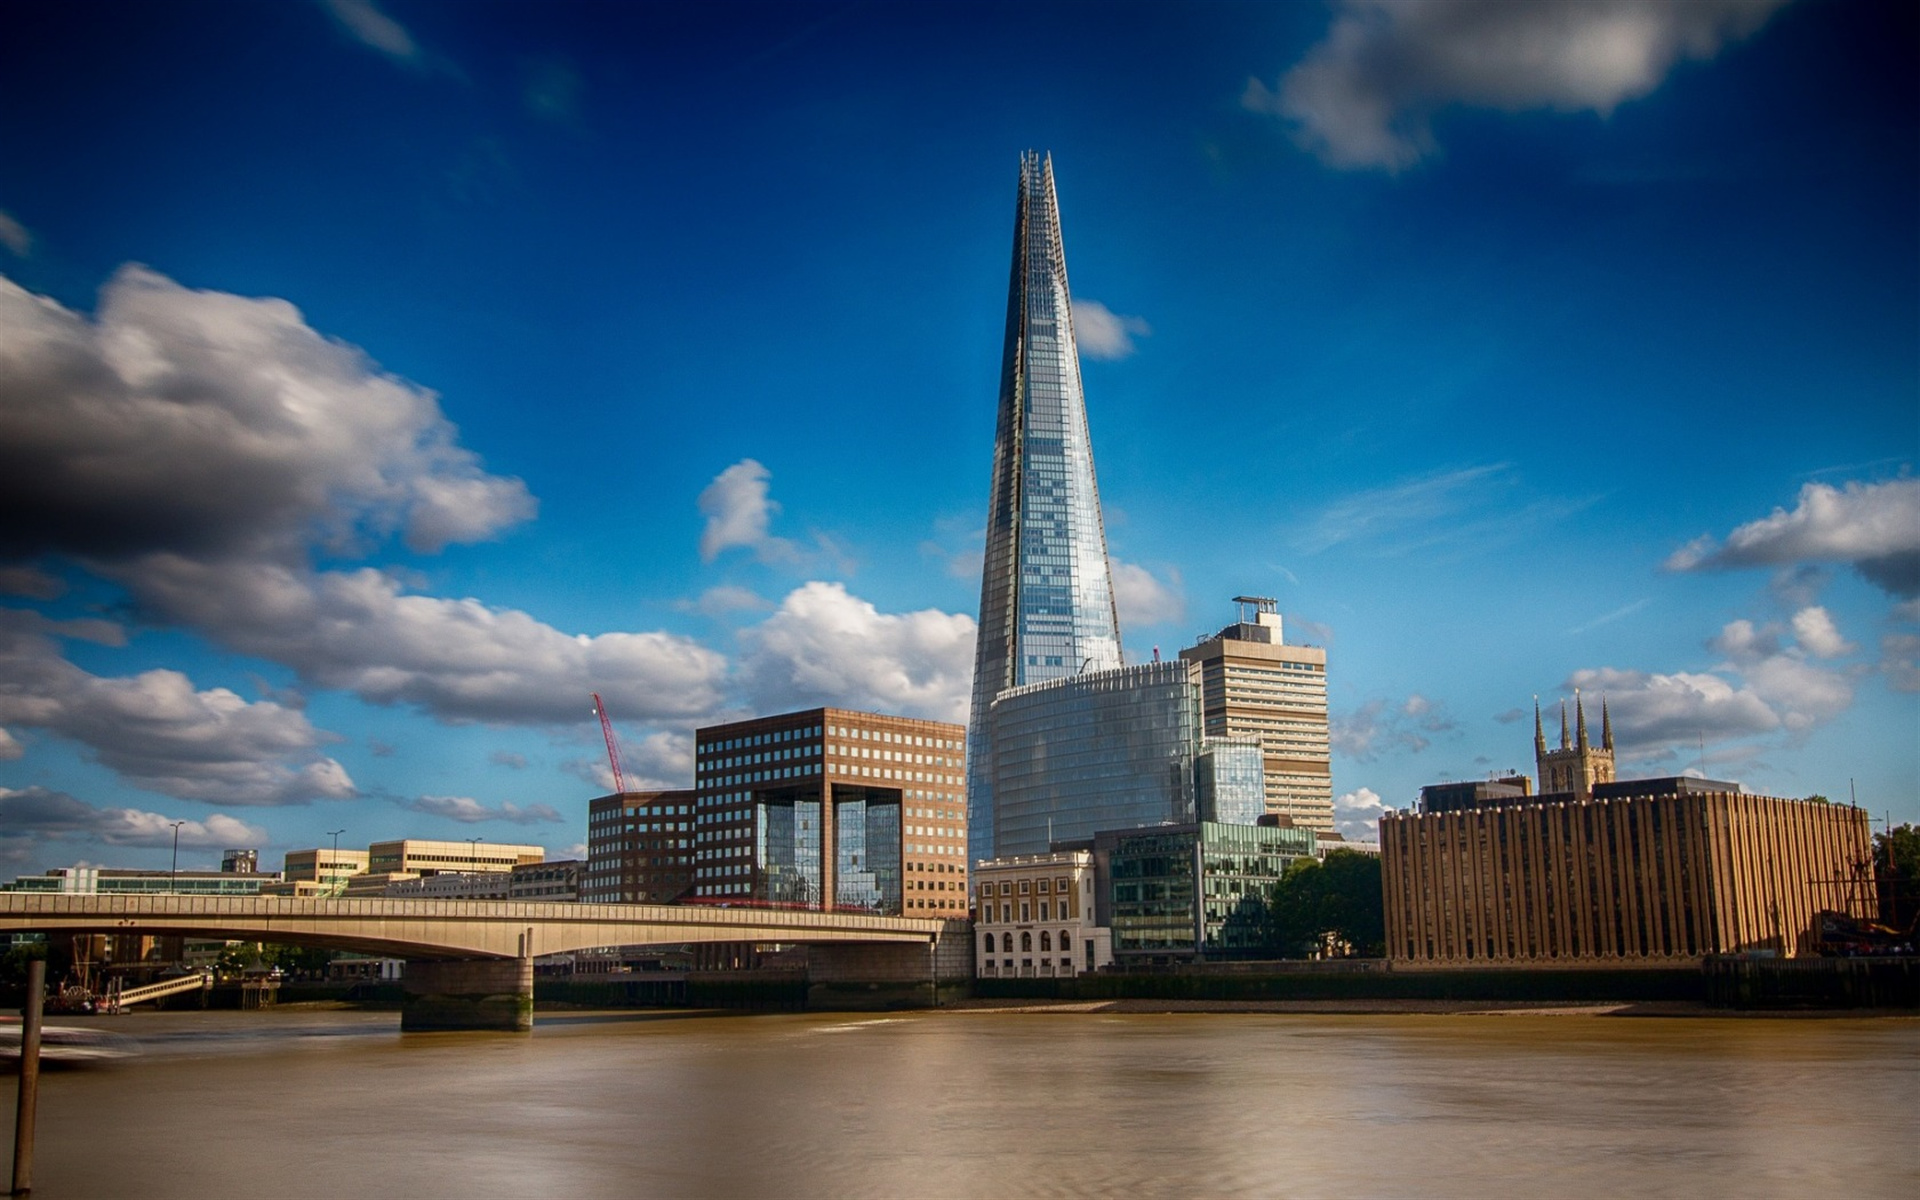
[967,151,1125,865]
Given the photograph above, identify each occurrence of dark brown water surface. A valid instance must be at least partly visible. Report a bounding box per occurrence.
[6,1008,1915,1198]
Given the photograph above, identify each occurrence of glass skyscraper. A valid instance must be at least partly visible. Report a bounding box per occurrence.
[968,151,1125,864]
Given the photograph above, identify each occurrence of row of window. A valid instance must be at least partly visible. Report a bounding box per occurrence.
[983,930,1074,953]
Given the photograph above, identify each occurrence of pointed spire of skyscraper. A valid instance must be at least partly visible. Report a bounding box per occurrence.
[966,152,1124,864]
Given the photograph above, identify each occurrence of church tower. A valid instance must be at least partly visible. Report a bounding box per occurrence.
[1535,692,1616,800]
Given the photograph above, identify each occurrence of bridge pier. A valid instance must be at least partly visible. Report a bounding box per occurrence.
[401,958,533,1032]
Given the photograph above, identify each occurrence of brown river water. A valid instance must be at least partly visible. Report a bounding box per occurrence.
[5,1008,1916,1198]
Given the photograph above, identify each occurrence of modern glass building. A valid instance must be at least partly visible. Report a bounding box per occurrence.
[1094,821,1318,961]
[988,661,1211,857]
[967,151,1125,866]
[1194,736,1267,825]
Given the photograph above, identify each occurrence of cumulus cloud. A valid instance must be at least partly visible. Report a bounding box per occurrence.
[322,0,418,60]
[0,786,269,847]
[0,266,535,563]
[1110,559,1185,627]
[1789,606,1854,659]
[1332,787,1387,842]
[1881,633,1920,693]
[112,557,728,725]
[698,459,791,563]
[1565,666,1778,755]
[1247,0,1788,171]
[1072,300,1151,361]
[1666,478,1920,598]
[406,794,562,825]
[0,609,355,806]
[739,582,975,723]
[0,565,63,600]
[0,210,30,257]
[1333,694,1457,761]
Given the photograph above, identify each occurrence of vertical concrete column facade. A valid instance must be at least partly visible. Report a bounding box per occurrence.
[401,957,534,1032]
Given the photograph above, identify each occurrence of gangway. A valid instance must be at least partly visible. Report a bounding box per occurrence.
[108,970,212,1012]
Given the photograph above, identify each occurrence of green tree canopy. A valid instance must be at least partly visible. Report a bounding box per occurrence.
[1267,849,1385,959]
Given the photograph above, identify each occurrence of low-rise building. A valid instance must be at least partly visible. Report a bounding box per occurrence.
[278,847,370,895]
[1093,821,1317,963]
[972,849,1109,979]
[510,859,581,902]
[586,790,695,903]
[385,871,511,899]
[367,839,544,877]
[2,866,280,896]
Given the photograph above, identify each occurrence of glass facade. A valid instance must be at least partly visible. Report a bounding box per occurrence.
[755,796,822,906]
[1195,737,1267,825]
[968,151,1125,866]
[833,791,902,912]
[988,661,1199,857]
[1100,822,1317,960]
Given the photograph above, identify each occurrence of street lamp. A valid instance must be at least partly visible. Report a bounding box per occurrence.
[168,821,186,893]
[466,837,481,873]
[326,829,346,897]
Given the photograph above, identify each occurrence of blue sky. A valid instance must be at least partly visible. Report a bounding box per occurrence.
[1,0,1914,870]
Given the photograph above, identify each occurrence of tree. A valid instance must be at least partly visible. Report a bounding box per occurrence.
[1266,849,1386,959]
[1874,823,1920,932]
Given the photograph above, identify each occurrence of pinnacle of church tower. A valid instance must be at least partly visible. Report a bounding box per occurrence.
[1602,697,1614,751]
[965,151,1124,864]
[1559,700,1570,750]
[1533,697,1546,754]
[1576,691,1589,751]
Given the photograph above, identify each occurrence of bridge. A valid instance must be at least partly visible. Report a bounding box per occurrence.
[0,894,970,1030]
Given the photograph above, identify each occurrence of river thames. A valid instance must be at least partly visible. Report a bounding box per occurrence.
[7,1008,1916,1197]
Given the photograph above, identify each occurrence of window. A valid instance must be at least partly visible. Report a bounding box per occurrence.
[1020,903,1030,922]
[1039,931,1051,951]
[1061,930,1071,954]
[1001,903,1010,922]
[983,933,995,954]
[1039,901,1050,920]
[1020,932,1032,952]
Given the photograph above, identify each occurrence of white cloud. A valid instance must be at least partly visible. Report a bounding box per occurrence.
[1072,300,1151,361]
[1295,463,1589,557]
[558,842,588,861]
[1110,559,1185,627]
[739,582,975,724]
[0,609,355,806]
[677,585,774,616]
[1666,478,1920,598]
[1248,0,1788,171]
[1333,787,1386,842]
[0,727,21,761]
[1333,694,1457,761]
[406,794,562,826]
[0,265,534,563]
[698,459,794,564]
[112,557,729,726]
[1565,666,1779,755]
[1881,633,1920,694]
[322,0,418,61]
[1789,606,1854,659]
[0,786,269,848]
[0,210,30,257]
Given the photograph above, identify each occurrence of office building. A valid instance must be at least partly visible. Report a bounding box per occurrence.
[509,859,582,902]
[1180,597,1332,834]
[987,660,1267,857]
[276,847,369,895]
[387,871,510,899]
[973,849,1110,979]
[585,790,695,903]
[1383,779,1874,965]
[967,151,1126,864]
[691,707,967,915]
[1091,821,1318,962]
[220,848,259,874]
[366,839,544,877]
[1,866,280,896]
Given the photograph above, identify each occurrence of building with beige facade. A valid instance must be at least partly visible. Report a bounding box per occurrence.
[367,839,544,877]
[1180,597,1332,835]
[274,847,369,896]
[1382,786,1874,966]
[973,849,1109,978]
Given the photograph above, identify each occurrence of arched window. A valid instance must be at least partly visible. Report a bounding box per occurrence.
[1060,931,1071,956]
[1020,931,1032,952]
[982,933,995,954]
[1039,930,1052,952]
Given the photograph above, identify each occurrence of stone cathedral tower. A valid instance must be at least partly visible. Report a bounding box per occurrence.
[1534,692,1616,800]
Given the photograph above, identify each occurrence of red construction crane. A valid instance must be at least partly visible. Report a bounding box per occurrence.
[591,692,626,795]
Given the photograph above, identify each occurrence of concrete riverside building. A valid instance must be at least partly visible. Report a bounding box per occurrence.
[368,839,544,877]
[986,660,1267,857]
[1381,785,1875,965]
[691,707,967,915]
[386,860,584,902]
[585,790,695,903]
[973,849,1110,978]
[274,847,370,896]
[967,151,1127,866]
[1093,821,1317,963]
[2,866,280,896]
[1180,597,1333,835]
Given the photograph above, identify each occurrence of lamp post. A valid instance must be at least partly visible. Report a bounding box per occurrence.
[466,837,481,873]
[326,829,346,896]
[169,820,186,893]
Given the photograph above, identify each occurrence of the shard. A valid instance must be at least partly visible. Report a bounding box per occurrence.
[967,152,1125,864]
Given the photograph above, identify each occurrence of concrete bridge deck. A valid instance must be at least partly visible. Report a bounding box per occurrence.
[0,893,948,959]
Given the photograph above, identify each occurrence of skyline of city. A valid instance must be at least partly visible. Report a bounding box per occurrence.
[0,0,1915,875]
